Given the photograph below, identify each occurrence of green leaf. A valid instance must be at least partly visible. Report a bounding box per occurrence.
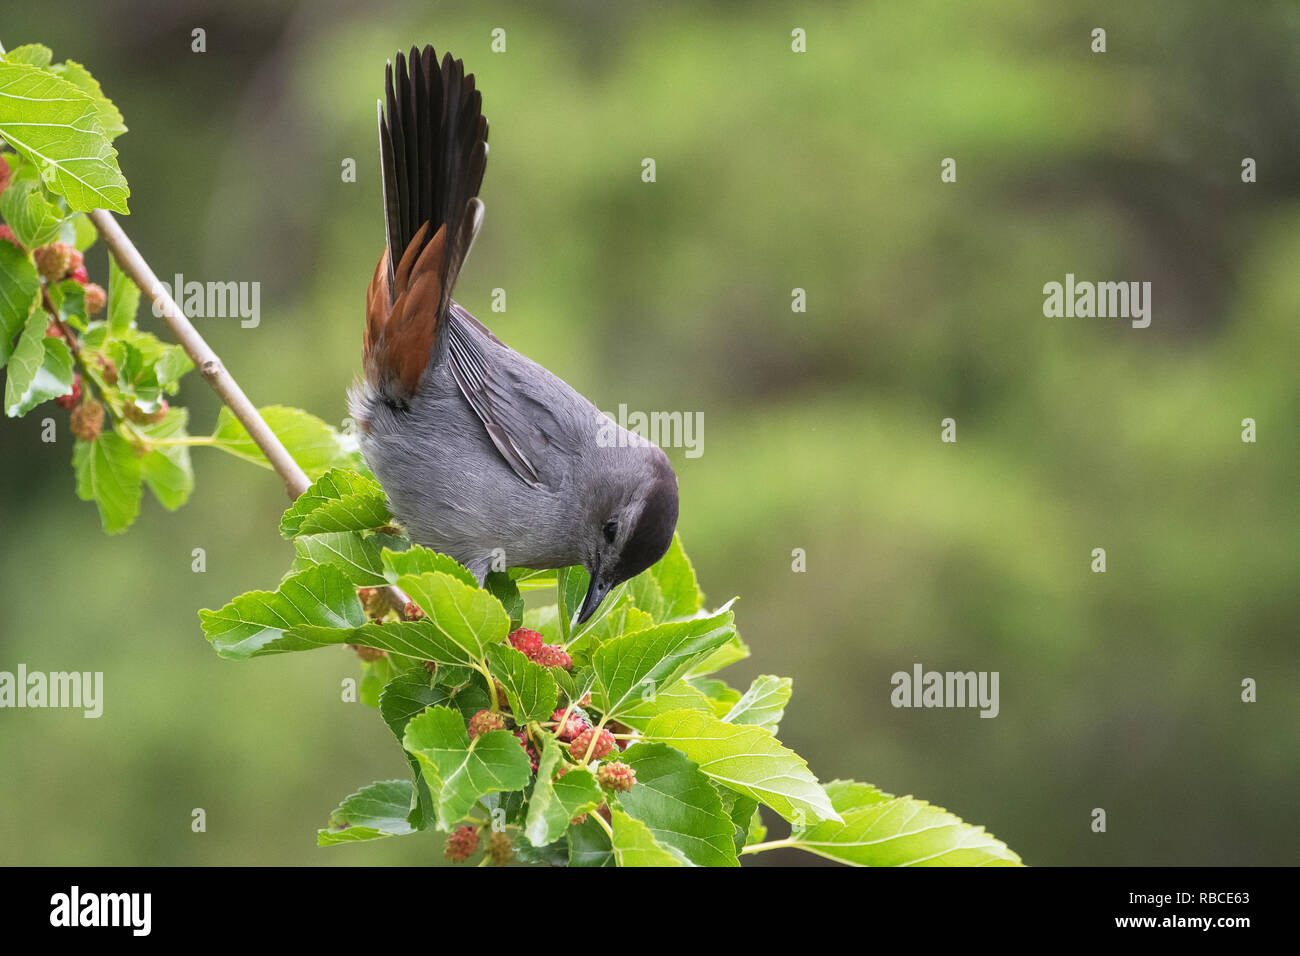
[715,787,761,853]
[626,572,666,621]
[396,570,509,660]
[567,817,614,867]
[4,45,54,68]
[198,564,365,660]
[279,467,390,537]
[381,545,476,588]
[72,433,143,534]
[485,643,558,723]
[0,62,129,213]
[0,158,66,249]
[590,606,737,719]
[210,405,351,479]
[379,671,448,830]
[484,571,523,630]
[4,308,73,415]
[684,632,750,679]
[510,567,557,592]
[51,60,127,140]
[71,211,97,251]
[613,678,715,731]
[136,407,193,510]
[650,534,704,618]
[107,254,139,335]
[643,709,840,825]
[609,808,688,866]
[402,705,532,830]
[523,737,602,847]
[317,779,417,846]
[723,675,792,732]
[292,531,389,586]
[783,780,1023,866]
[615,743,738,866]
[0,238,40,370]
[556,565,587,640]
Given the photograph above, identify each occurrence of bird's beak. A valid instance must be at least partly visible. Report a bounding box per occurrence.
[575,566,613,627]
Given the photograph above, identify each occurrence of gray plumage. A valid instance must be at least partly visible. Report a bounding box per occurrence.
[349,46,678,622]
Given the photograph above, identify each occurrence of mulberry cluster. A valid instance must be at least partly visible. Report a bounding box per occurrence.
[507,628,572,670]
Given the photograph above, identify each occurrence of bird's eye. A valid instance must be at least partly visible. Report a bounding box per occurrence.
[603,520,618,543]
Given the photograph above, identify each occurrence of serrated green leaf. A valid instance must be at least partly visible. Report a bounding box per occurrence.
[72,432,142,534]
[567,816,614,867]
[613,678,715,731]
[626,572,666,621]
[616,742,738,866]
[279,467,390,537]
[317,779,417,846]
[0,62,129,213]
[524,737,602,847]
[610,808,689,866]
[395,570,509,660]
[485,643,558,723]
[210,405,350,479]
[402,705,532,830]
[650,533,703,618]
[0,158,66,249]
[4,45,54,68]
[590,607,737,719]
[643,709,839,825]
[684,632,750,679]
[4,309,73,416]
[292,531,389,586]
[136,406,193,510]
[0,238,40,370]
[484,571,523,630]
[51,60,127,140]
[723,675,792,732]
[714,786,761,853]
[107,254,138,334]
[198,564,365,660]
[381,545,476,588]
[783,779,1023,866]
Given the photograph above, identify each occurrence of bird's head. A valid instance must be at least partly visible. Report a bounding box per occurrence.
[575,442,679,625]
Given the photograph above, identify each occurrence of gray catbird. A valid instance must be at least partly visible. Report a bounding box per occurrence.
[349,46,679,624]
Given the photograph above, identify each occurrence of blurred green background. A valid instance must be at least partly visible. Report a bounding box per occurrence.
[1,0,1297,866]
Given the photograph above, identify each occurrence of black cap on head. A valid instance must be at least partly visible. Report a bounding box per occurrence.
[611,463,679,584]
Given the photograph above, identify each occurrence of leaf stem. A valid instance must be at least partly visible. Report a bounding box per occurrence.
[738,838,797,855]
[591,809,614,839]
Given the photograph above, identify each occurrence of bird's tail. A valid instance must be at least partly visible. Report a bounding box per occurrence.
[363,45,488,406]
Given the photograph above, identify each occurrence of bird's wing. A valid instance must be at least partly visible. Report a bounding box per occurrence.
[444,303,556,489]
[365,46,488,407]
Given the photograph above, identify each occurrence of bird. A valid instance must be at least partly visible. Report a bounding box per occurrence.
[349,45,679,625]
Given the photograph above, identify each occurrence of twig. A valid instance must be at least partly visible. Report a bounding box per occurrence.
[88,209,411,612]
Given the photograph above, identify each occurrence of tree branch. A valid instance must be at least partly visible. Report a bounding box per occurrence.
[88,209,311,499]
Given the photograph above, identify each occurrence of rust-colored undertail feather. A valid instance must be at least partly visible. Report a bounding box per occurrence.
[364,44,489,408]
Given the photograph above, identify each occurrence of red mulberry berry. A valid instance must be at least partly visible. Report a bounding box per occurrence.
[598,761,636,792]
[513,730,539,773]
[551,708,589,741]
[568,727,615,763]
[534,643,572,670]
[70,265,88,285]
[83,282,106,315]
[34,244,72,281]
[468,708,505,739]
[69,398,104,441]
[444,825,479,862]
[347,644,386,662]
[508,628,544,656]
